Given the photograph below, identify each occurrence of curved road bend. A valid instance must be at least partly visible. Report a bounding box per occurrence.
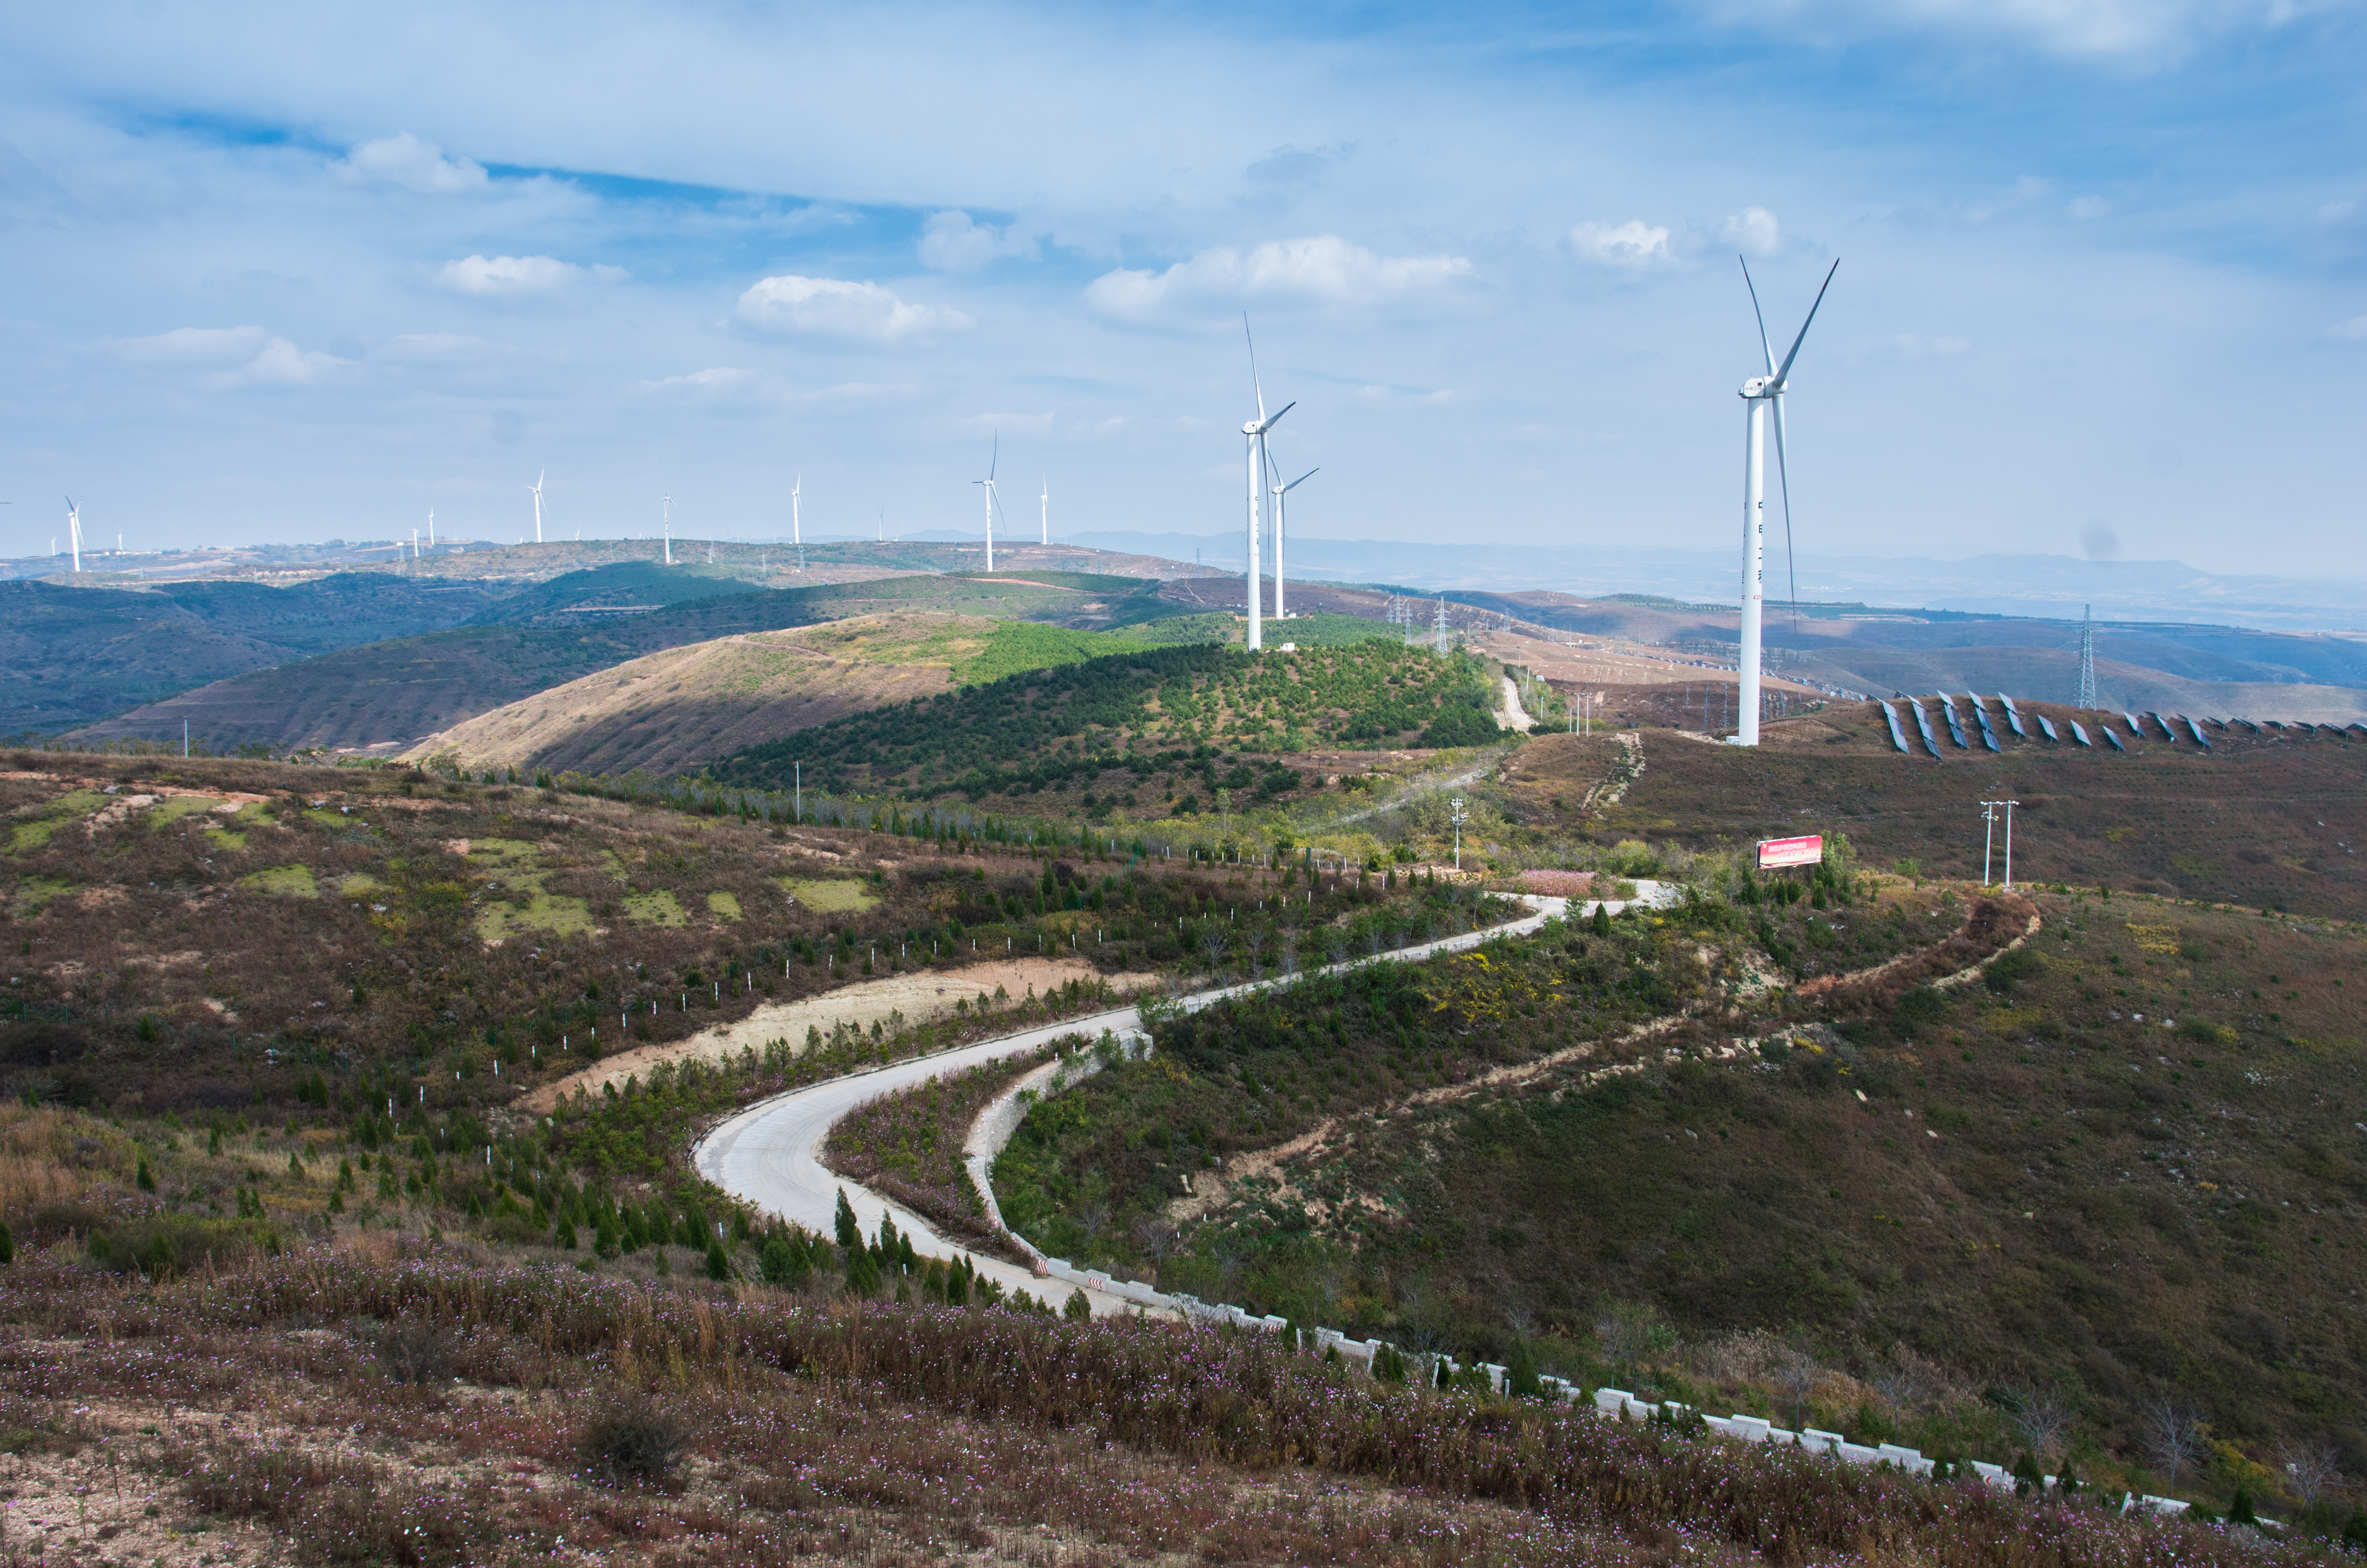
[697,892,1596,1315]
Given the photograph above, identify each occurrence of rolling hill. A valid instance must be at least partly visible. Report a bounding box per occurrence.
[69,571,1160,756]
[397,614,1196,778]
[708,638,1503,801]
[0,572,508,736]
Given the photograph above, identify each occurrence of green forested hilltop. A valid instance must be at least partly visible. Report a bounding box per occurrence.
[710,640,1501,799]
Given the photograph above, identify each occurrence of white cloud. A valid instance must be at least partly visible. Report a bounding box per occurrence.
[108,325,345,388]
[435,255,625,296]
[332,132,486,194]
[2335,316,2367,342]
[1720,207,1784,256]
[1569,219,1674,269]
[918,210,1039,271]
[636,366,794,411]
[734,274,971,341]
[1084,236,1471,319]
[2068,196,2112,219]
[1689,0,2325,62]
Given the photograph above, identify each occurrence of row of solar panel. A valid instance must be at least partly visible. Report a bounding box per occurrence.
[1877,700,2367,759]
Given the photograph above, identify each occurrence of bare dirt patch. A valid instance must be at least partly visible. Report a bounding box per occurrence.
[522,956,1159,1111]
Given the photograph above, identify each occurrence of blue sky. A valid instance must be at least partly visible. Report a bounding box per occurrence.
[2,0,2361,579]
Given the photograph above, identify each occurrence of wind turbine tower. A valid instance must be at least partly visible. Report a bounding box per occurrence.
[65,498,83,574]
[790,474,804,572]
[1040,478,1048,546]
[1240,317,1294,652]
[427,511,435,548]
[972,436,1003,573]
[527,470,546,545]
[1731,257,1839,746]
[1271,466,1316,622]
[662,496,673,566]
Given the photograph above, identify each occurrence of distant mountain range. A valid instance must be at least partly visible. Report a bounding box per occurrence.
[1058,533,2367,635]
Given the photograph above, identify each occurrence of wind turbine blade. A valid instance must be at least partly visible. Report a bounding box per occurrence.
[1773,392,1799,629]
[1739,257,1774,377]
[1244,314,1266,423]
[1283,467,1318,492]
[1263,400,1295,431]
[989,433,998,481]
[1773,258,1841,387]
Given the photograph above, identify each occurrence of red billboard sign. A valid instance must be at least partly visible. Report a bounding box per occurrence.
[1756,835,1824,870]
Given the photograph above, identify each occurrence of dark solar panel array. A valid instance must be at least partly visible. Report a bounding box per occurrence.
[2103,725,2128,752]
[1911,701,1944,758]
[2037,714,2060,742]
[2068,719,2091,746]
[2184,716,2211,748]
[2149,711,2178,742]
[1939,696,1969,749]
[1879,702,1911,754]
[1998,694,2029,737]
[1972,702,2001,752]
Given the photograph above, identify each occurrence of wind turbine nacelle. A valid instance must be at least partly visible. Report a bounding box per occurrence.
[1242,420,1262,436]
[1740,376,1774,398]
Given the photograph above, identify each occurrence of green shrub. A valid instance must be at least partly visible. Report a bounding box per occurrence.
[1064,1289,1091,1322]
[578,1399,687,1484]
[704,1240,730,1280]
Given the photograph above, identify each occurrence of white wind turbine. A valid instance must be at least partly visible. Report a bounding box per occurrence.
[1731,256,1838,747]
[65,497,83,573]
[526,470,547,545]
[1039,476,1048,546]
[972,435,1006,573]
[661,495,673,565]
[790,473,804,571]
[1269,463,1316,622]
[1240,316,1294,651]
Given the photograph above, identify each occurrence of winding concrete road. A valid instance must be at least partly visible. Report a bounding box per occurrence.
[696,891,1615,1314]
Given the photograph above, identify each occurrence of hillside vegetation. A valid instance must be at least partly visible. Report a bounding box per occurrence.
[1591,704,2367,921]
[0,573,505,736]
[711,640,1503,801]
[398,614,1225,778]
[996,864,2367,1511]
[0,749,1447,1116]
[67,571,1138,756]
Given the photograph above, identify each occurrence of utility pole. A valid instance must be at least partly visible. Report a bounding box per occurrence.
[1451,796,1468,871]
[1980,799,2020,888]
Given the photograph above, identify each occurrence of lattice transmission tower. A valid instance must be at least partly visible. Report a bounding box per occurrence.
[2074,603,2097,709]
[1433,597,1451,654]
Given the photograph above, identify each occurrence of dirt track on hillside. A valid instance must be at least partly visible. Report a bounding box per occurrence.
[520,955,1160,1111]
